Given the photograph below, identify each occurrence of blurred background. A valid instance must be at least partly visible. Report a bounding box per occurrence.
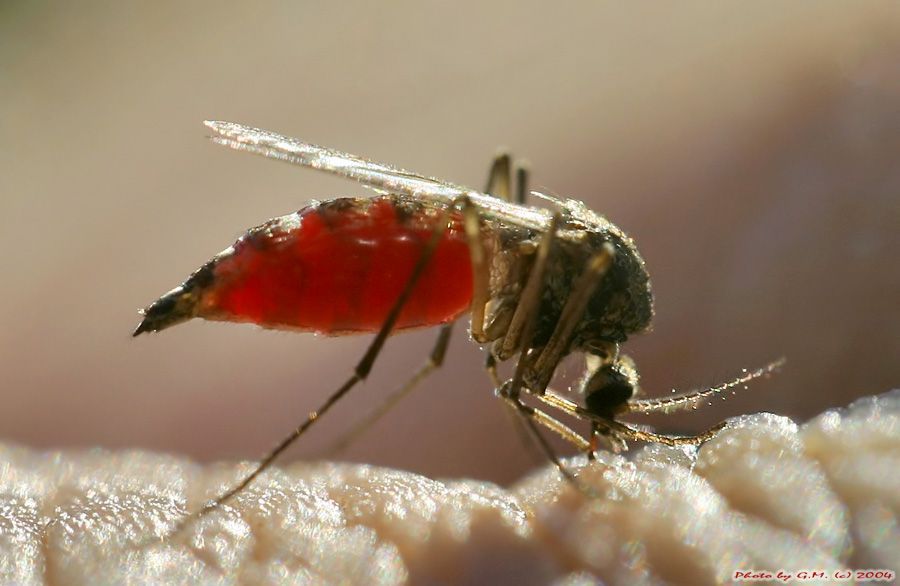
[1,2,898,485]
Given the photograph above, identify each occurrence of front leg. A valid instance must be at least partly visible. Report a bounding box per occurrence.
[527,244,616,393]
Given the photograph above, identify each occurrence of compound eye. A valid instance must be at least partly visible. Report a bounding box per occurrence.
[584,375,634,418]
[579,352,639,417]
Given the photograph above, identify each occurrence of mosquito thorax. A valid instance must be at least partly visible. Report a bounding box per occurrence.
[518,207,653,352]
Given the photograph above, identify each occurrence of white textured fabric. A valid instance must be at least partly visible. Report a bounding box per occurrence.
[1,391,897,585]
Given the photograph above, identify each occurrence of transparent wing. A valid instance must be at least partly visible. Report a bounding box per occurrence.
[204,121,552,231]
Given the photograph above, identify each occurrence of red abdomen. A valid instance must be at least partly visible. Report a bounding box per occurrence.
[199,196,474,334]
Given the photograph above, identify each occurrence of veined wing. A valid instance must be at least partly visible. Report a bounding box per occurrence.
[204,120,553,232]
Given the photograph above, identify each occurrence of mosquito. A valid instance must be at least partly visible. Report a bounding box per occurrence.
[134,121,783,525]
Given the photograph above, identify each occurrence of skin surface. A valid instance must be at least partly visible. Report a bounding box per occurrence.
[1,391,896,585]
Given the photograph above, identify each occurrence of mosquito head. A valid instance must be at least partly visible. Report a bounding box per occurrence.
[133,264,214,336]
[580,353,639,418]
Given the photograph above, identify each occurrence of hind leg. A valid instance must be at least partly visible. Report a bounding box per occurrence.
[324,322,455,455]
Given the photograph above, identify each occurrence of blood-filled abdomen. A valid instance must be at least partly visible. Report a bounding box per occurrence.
[198,196,474,334]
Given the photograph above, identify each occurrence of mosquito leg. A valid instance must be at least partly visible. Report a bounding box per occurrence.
[499,391,590,452]
[479,151,519,345]
[590,423,629,453]
[481,153,552,461]
[529,244,615,393]
[485,352,501,387]
[530,386,613,457]
[175,205,457,531]
[482,299,545,462]
[496,214,560,367]
[460,195,491,344]
[481,149,542,347]
[494,267,598,491]
[501,222,561,403]
[483,156,588,470]
[514,165,529,205]
[465,151,515,344]
[483,349,547,464]
[607,418,727,446]
[512,402,579,484]
[482,301,516,344]
[587,426,599,460]
[483,153,548,363]
[476,154,534,348]
[485,153,512,200]
[500,393,598,494]
[324,322,454,456]
[497,277,589,482]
